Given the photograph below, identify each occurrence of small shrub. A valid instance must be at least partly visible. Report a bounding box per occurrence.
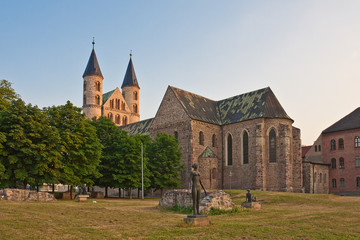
[207,206,240,215]
[170,205,193,214]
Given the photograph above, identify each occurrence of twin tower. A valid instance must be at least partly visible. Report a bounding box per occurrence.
[82,42,140,126]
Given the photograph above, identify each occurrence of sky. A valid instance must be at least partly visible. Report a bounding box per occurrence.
[1,0,360,145]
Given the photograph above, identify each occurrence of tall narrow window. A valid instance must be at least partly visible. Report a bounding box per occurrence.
[318,145,321,151]
[243,131,249,164]
[227,134,233,166]
[122,116,128,125]
[331,158,336,169]
[122,102,125,110]
[340,178,345,188]
[314,172,317,183]
[174,131,178,140]
[339,157,345,169]
[95,95,100,105]
[199,132,204,145]
[332,179,337,188]
[355,136,360,147]
[356,156,360,168]
[212,134,217,147]
[96,81,101,91]
[212,168,216,179]
[134,91,138,100]
[133,104,138,113]
[269,129,276,162]
[339,138,344,149]
[108,112,113,121]
[83,95,86,105]
[116,99,120,109]
[315,145,318,152]
[115,114,120,124]
[319,173,322,183]
[330,139,336,150]
[324,174,327,183]
[110,99,114,109]
[357,177,360,187]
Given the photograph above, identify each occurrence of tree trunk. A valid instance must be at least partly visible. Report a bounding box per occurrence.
[23,180,27,190]
[52,184,55,193]
[36,185,39,192]
[70,185,73,200]
[161,188,164,197]
[119,188,121,198]
[129,188,132,199]
[105,186,108,198]
[138,189,140,199]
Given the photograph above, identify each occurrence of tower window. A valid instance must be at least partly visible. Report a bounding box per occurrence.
[95,95,100,105]
[330,139,336,150]
[134,91,138,100]
[199,131,204,145]
[243,131,249,164]
[212,134,217,147]
[83,95,86,105]
[339,138,344,149]
[122,102,126,110]
[227,133,232,166]
[96,82,101,91]
[133,104,138,113]
[84,82,86,91]
[269,129,276,162]
[174,131,178,140]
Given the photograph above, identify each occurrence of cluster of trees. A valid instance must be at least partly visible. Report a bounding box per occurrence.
[0,79,183,197]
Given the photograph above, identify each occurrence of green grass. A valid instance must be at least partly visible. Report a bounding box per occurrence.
[1,190,360,239]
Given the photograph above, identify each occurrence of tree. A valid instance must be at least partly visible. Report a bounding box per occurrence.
[90,117,128,197]
[0,100,62,189]
[45,101,102,198]
[0,79,19,111]
[148,132,183,196]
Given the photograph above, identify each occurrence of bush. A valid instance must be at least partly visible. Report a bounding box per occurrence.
[207,206,240,215]
[170,205,193,214]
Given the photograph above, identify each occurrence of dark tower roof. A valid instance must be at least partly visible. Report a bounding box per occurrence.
[121,55,140,88]
[83,45,103,78]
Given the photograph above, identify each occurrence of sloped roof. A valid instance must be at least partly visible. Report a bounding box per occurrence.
[121,57,139,88]
[83,49,103,78]
[170,86,292,125]
[199,146,217,158]
[322,107,360,134]
[119,118,154,135]
[302,146,312,158]
[102,89,115,105]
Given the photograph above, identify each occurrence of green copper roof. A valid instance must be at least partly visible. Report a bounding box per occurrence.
[119,118,153,135]
[199,146,217,158]
[102,89,115,105]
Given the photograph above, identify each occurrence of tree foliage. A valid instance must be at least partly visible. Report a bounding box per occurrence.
[0,79,19,111]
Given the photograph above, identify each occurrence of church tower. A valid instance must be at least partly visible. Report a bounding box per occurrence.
[121,53,140,123]
[83,40,103,120]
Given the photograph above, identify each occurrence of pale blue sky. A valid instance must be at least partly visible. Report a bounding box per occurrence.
[1,1,360,145]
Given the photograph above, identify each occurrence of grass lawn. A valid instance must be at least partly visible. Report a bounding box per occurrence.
[1,190,360,239]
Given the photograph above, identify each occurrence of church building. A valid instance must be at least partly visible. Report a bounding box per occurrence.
[82,42,303,192]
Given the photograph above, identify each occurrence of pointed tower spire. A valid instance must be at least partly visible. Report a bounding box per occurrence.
[121,52,139,88]
[83,39,103,78]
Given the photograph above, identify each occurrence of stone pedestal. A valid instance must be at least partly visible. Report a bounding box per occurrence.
[184,215,210,227]
[241,201,261,210]
[76,195,89,202]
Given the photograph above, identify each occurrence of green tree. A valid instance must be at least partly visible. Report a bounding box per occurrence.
[0,79,19,111]
[90,117,128,197]
[148,132,183,196]
[45,101,102,198]
[0,100,62,189]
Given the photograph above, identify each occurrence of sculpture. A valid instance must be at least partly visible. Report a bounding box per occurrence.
[188,163,207,215]
[246,189,256,202]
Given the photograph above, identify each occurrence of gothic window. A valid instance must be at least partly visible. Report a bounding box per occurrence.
[96,81,101,91]
[355,136,360,147]
[340,178,345,188]
[339,157,345,169]
[357,177,360,187]
[110,99,114,109]
[332,179,337,188]
[108,112,113,121]
[243,131,249,164]
[356,156,360,168]
[133,104,138,113]
[269,129,276,163]
[122,102,126,110]
[134,91,138,100]
[227,134,233,166]
[331,158,336,169]
[319,173,322,183]
[199,131,204,145]
[83,95,86,105]
[122,116,128,125]
[115,114,120,124]
[212,134,217,147]
[315,145,317,152]
[338,138,344,149]
[95,95,100,105]
[174,131,178,140]
[116,99,120,110]
[330,139,336,150]
[212,168,216,179]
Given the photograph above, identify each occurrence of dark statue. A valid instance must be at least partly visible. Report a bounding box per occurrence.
[246,189,256,202]
[188,163,207,215]
[76,185,87,196]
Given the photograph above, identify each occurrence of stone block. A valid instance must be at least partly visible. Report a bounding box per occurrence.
[184,215,210,227]
[76,195,90,202]
[241,201,261,210]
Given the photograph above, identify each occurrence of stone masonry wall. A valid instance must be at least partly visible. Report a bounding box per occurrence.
[0,189,56,201]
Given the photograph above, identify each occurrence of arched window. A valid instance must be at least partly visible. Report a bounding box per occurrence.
[324,174,327,183]
[122,102,126,110]
[355,136,360,147]
[108,112,113,121]
[339,138,344,149]
[96,81,101,91]
[340,178,345,188]
[116,99,120,110]
[330,139,336,150]
[332,179,336,188]
[212,168,216,179]
[133,104,138,113]
[115,114,120,124]
[134,91,138,100]
[269,129,276,162]
[243,131,249,164]
[174,131,178,140]
[110,99,114,109]
[318,145,321,151]
[319,173,322,183]
[339,157,345,169]
[122,116,128,125]
[199,131,204,145]
[83,95,86,105]
[212,134,217,147]
[227,134,233,166]
[331,158,336,169]
[95,95,100,105]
